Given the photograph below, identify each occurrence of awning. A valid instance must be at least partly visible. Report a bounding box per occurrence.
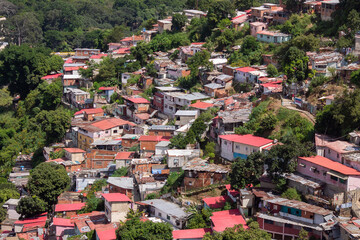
[327,170,348,180]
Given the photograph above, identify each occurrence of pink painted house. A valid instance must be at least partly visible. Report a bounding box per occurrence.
[297,156,360,196]
[51,218,75,239]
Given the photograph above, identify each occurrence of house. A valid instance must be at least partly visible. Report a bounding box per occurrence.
[339,218,360,240]
[140,199,188,228]
[90,53,108,64]
[204,83,225,98]
[250,22,267,37]
[85,150,116,169]
[183,9,207,21]
[234,67,257,83]
[297,155,360,202]
[3,198,20,220]
[321,0,339,21]
[203,196,227,209]
[308,51,343,76]
[14,213,47,233]
[107,177,135,201]
[75,48,100,57]
[225,184,240,203]
[212,109,252,137]
[98,87,116,103]
[189,101,214,112]
[219,134,274,161]
[115,152,135,168]
[257,197,335,239]
[51,218,75,239]
[260,80,282,94]
[148,125,176,136]
[90,139,122,151]
[152,86,182,112]
[64,148,86,162]
[214,74,233,89]
[123,96,150,119]
[63,88,91,109]
[175,110,200,127]
[166,149,201,168]
[315,134,360,166]
[182,158,229,190]
[120,134,140,149]
[102,193,132,223]
[62,64,88,88]
[155,141,171,157]
[55,203,86,217]
[251,6,269,22]
[134,113,150,125]
[211,209,247,232]
[158,19,172,34]
[139,135,171,152]
[163,92,209,117]
[112,47,131,58]
[77,118,135,150]
[231,13,248,30]
[172,228,212,240]
[120,35,144,47]
[78,108,104,121]
[257,30,291,44]
[70,211,108,235]
[166,65,191,80]
[339,63,360,82]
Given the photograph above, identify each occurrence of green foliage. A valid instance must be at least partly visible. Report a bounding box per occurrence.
[307,75,330,95]
[0,88,13,111]
[28,162,70,209]
[16,195,47,219]
[187,208,213,229]
[169,133,188,149]
[160,171,184,195]
[187,50,213,76]
[116,210,173,240]
[78,179,107,214]
[278,14,312,37]
[298,228,309,240]
[351,69,360,87]
[203,221,271,240]
[129,144,140,152]
[172,13,187,32]
[0,207,6,223]
[281,188,302,201]
[228,36,263,65]
[112,167,129,177]
[50,149,65,160]
[266,64,278,77]
[204,142,216,160]
[315,89,360,137]
[0,182,20,203]
[145,193,160,200]
[0,45,63,98]
[230,152,264,189]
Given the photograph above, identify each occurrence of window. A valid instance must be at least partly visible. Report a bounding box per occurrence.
[285,223,293,228]
[328,149,331,154]
[96,162,102,165]
[339,178,347,184]
[235,145,240,149]
[288,208,291,214]
[158,212,162,217]
[299,163,306,168]
[337,153,339,158]
[323,171,327,176]
[173,159,179,166]
[264,219,273,224]
[105,131,109,134]
[330,175,338,181]
[167,215,171,220]
[113,130,118,134]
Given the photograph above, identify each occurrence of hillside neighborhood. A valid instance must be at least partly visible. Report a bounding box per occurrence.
[2,0,360,239]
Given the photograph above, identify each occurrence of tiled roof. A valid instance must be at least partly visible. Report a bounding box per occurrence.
[55,203,86,212]
[97,228,116,240]
[138,136,171,142]
[219,134,273,147]
[113,48,131,54]
[210,209,248,232]
[81,108,104,115]
[202,196,227,209]
[173,228,212,239]
[91,118,135,131]
[235,67,257,72]
[52,218,74,227]
[125,97,150,104]
[115,152,135,160]
[299,155,360,176]
[14,213,47,225]
[102,193,132,202]
[64,148,86,153]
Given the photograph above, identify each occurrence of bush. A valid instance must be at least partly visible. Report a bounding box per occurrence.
[281,188,302,201]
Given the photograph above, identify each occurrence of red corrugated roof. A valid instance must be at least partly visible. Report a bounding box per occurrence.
[64,66,86,71]
[173,228,212,239]
[190,101,214,109]
[138,136,171,142]
[115,152,135,160]
[82,108,104,115]
[225,184,240,197]
[125,97,150,104]
[91,118,135,130]
[41,73,63,80]
[235,67,257,72]
[102,193,132,202]
[211,209,248,232]
[22,221,46,232]
[15,214,47,225]
[64,148,86,153]
[219,134,273,147]
[299,155,360,175]
[99,87,115,91]
[90,54,108,59]
[202,196,227,209]
[53,218,74,227]
[113,48,131,54]
[191,42,206,45]
[97,228,116,240]
[55,203,86,212]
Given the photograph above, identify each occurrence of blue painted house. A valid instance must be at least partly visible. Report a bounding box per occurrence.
[257,30,291,44]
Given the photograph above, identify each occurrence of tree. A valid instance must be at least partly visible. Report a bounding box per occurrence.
[131,41,152,66]
[230,152,264,189]
[351,69,360,87]
[204,142,216,160]
[16,195,46,219]
[0,182,20,203]
[0,207,6,222]
[187,208,213,229]
[266,64,278,78]
[0,45,62,98]
[172,13,187,32]
[281,188,302,201]
[203,221,271,240]
[264,138,313,179]
[207,0,235,29]
[169,133,187,149]
[116,211,173,240]
[283,0,305,13]
[187,50,213,76]
[0,88,13,111]
[27,162,70,209]
[298,228,309,240]
[112,167,128,177]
